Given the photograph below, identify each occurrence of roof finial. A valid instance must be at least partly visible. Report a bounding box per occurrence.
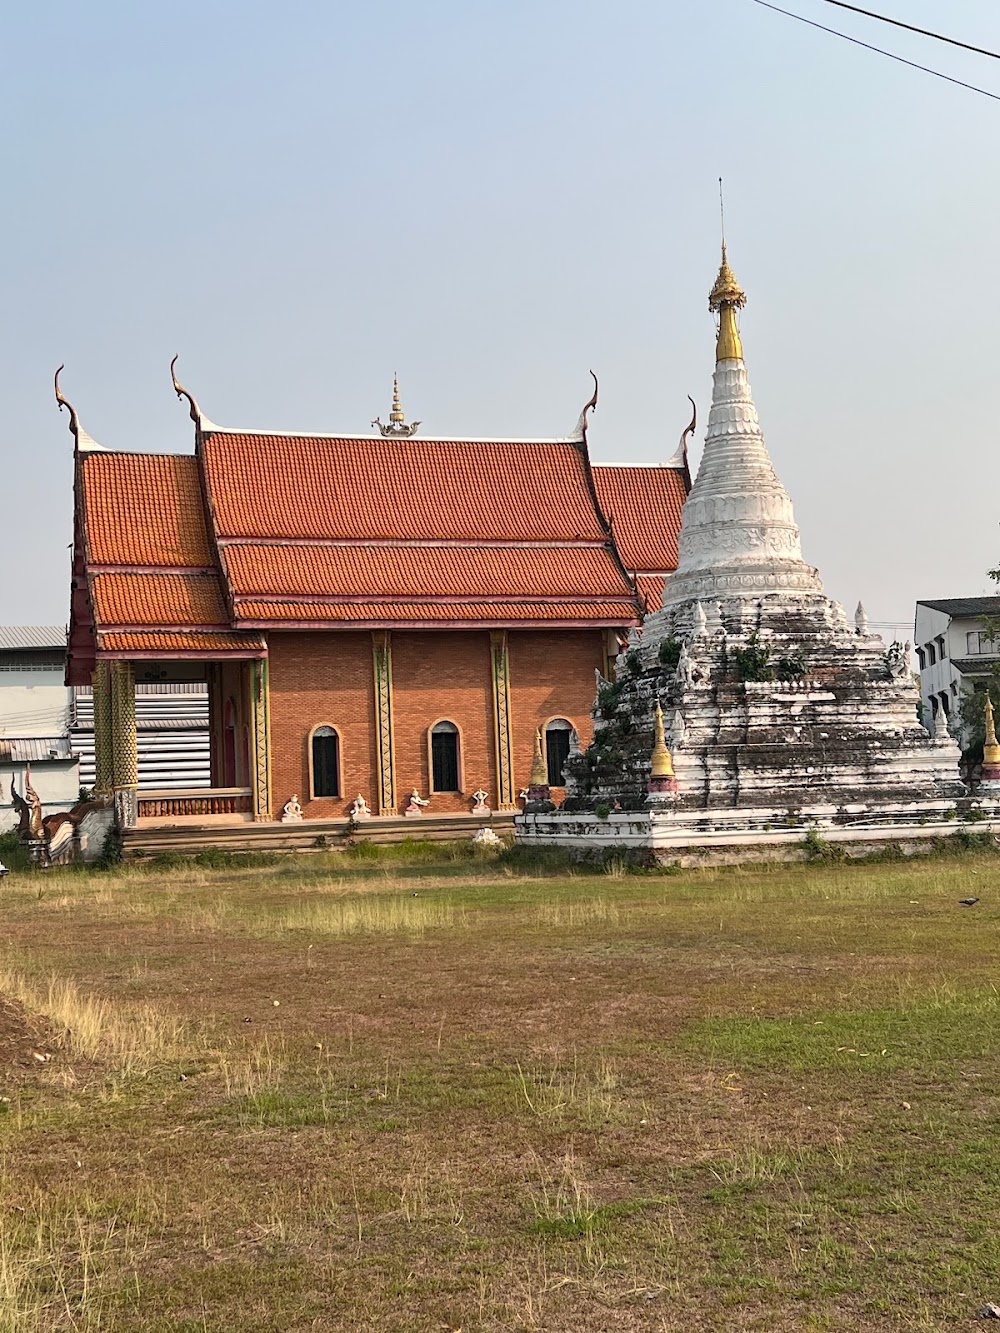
[572,370,599,440]
[373,373,420,437]
[170,355,203,427]
[54,366,103,452]
[709,183,746,364]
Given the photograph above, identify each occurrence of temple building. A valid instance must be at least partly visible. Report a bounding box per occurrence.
[521,245,963,857]
[63,370,688,833]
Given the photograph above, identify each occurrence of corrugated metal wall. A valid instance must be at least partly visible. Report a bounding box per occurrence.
[72,683,210,790]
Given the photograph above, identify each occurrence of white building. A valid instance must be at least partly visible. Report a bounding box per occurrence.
[914,597,1000,742]
[0,626,78,831]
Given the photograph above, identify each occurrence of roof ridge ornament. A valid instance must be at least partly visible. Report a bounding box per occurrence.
[572,370,599,441]
[54,366,104,452]
[373,374,420,437]
[665,395,697,469]
[170,356,219,432]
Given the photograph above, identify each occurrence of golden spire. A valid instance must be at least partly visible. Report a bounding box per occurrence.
[650,703,675,780]
[984,694,1000,767]
[373,374,420,437]
[709,242,747,363]
[529,729,548,786]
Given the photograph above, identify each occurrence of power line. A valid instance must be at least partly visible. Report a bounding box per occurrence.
[818,1,1000,62]
[750,0,1000,103]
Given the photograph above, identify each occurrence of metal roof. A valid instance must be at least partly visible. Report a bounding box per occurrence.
[0,737,74,762]
[916,598,1000,619]
[0,626,67,651]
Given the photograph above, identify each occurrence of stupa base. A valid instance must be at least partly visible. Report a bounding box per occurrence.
[517,797,996,868]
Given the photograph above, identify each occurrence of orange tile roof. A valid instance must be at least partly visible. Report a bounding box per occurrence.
[202,434,609,543]
[635,576,665,614]
[81,455,212,567]
[236,600,636,627]
[592,467,688,573]
[222,543,631,601]
[91,572,229,628]
[98,630,265,655]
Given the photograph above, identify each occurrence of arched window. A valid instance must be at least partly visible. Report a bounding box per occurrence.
[430,720,460,793]
[545,718,574,787]
[310,726,341,799]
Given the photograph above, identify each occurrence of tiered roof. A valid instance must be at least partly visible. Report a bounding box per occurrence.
[68,400,690,681]
[592,466,688,613]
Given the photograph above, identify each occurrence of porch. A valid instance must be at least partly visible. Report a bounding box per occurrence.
[89,655,270,829]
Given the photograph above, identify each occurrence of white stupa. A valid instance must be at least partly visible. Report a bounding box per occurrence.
[520,244,965,850]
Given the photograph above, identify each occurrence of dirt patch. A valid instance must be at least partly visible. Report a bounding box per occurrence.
[0,991,59,1082]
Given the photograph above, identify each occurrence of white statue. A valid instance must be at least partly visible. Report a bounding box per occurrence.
[854,601,869,635]
[691,600,707,638]
[404,789,430,817]
[349,794,371,820]
[472,826,503,848]
[671,709,687,749]
[676,642,695,687]
[280,795,303,823]
[471,788,490,814]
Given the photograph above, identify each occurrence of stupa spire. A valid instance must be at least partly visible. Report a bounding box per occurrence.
[661,239,821,606]
[709,243,746,363]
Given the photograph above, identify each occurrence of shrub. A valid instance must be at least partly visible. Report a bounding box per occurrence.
[775,652,806,682]
[658,638,682,670]
[733,633,772,683]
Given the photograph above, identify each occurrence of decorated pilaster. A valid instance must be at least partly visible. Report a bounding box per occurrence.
[490,631,517,810]
[109,661,138,828]
[91,662,113,800]
[371,631,397,815]
[249,659,272,821]
[646,703,678,805]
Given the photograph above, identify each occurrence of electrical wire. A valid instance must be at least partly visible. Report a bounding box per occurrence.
[818,0,1000,62]
[750,0,1000,103]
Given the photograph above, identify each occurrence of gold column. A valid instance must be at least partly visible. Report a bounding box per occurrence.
[489,631,517,810]
[91,662,113,800]
[371,631,396,815]
[249,659,272,821]
[109,661,138,827]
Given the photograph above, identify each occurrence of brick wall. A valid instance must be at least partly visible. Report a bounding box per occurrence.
[507,630,603,796]
[268,632,377,819]
[266,628,608,818]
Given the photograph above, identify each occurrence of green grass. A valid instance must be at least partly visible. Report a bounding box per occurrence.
[0,847,998,1328]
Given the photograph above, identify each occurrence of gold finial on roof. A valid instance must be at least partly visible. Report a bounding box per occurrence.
[650,702,675,780]
[529,729,548,787]
[984,694,1000,766]
[373,374,420,437]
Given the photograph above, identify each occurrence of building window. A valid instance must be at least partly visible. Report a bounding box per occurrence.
[935,635,946,661]
[938,691,950,716]
[966,631,997,656]
[430,721,460,793]
[926,643,936,665]
[916,647,926,670]
[545,718,574,786]
[310,725,341,798]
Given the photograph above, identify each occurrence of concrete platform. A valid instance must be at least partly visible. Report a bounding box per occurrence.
[122,811,517,858]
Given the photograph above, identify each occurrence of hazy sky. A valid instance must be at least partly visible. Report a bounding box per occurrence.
[3,0,998,636]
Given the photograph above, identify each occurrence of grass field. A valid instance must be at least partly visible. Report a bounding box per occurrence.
[0,841,997,1331]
